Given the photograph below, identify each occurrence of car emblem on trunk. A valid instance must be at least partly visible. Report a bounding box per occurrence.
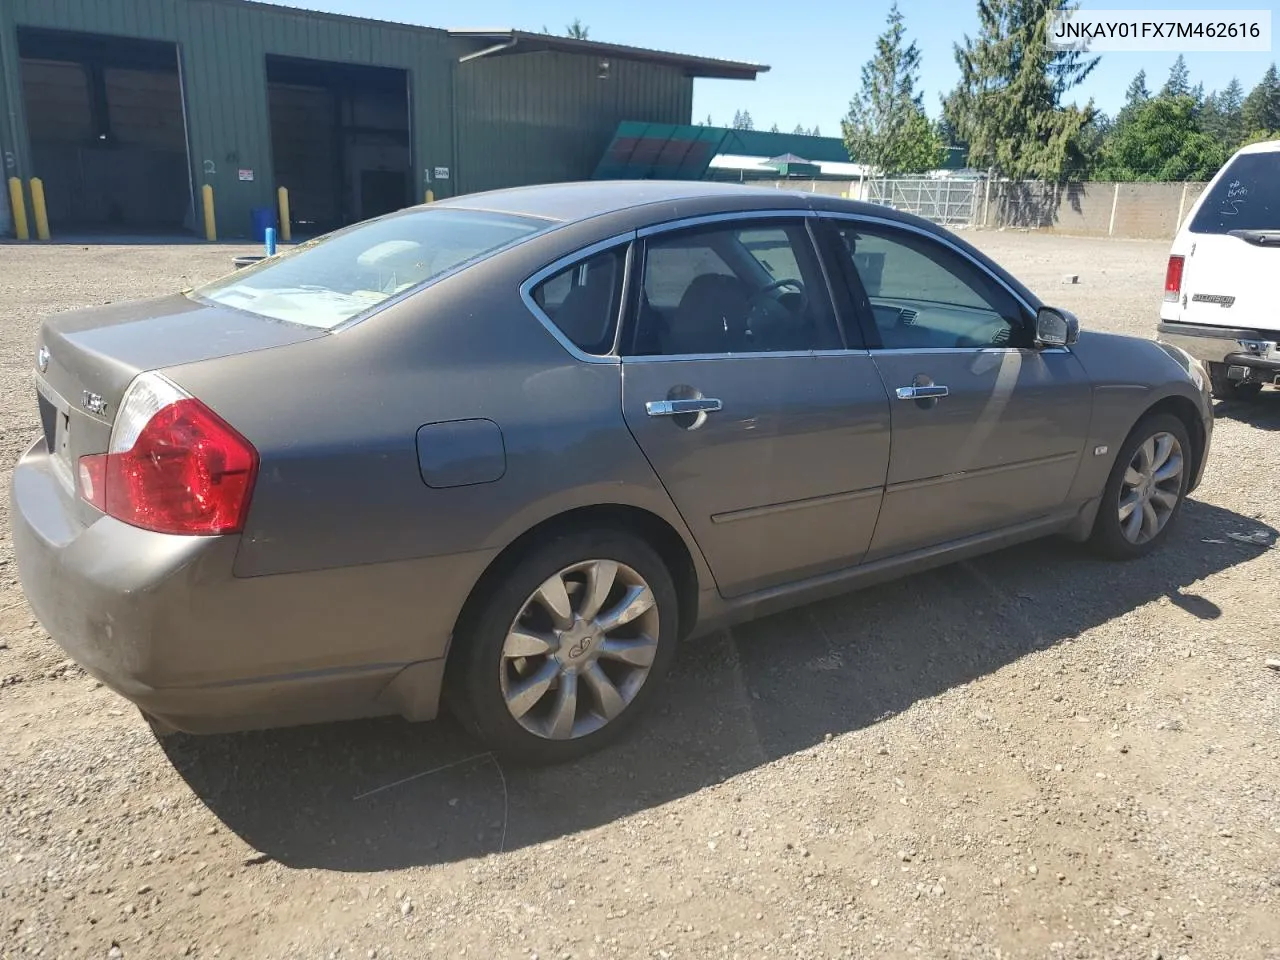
[36,346,49,373]
[81,391,107,416]
[1191,293,1235,308]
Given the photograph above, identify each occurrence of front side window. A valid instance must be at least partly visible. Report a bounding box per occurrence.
[1189,152,1280,234]
[629,220,840,356]
[195,208,547,330]
[531,247,626,355]
[831,223,1028,350]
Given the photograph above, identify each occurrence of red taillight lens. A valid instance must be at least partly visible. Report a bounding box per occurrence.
[1164,255,1185,302]
[79,395,258,536]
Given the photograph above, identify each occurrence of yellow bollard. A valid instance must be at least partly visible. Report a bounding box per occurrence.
[29,178,50,241]
[201,184,216,242]
[276,186,291,243]
[7,177,29,241]
[424,188,434,204]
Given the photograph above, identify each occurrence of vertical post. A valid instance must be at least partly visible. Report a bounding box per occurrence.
[1108,182,1120,237]
[982,177,992,228]
[424,188,434,204]
[201,184,216,241]
[264,227,276,256]
[7,177,29,241]
[29,178,50,241]
[1175,181,1189,234]
[277,187,292,243]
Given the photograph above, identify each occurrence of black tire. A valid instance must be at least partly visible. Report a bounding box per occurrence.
[1089,412,1193,561]
[1207,364,1263,402]
[446,528,679,765]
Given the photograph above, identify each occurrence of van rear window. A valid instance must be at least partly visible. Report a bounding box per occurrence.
[1189,152,1280,234]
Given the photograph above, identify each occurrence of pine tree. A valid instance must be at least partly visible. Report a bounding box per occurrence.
[1242,64,1280,134]
[1161,55,1190,98]
[841,2,943,174]
[792,124,806,135]
[769,123,780,133]
[1124,70,1150,108]
[948,0,1098,181]
[704,113,715,127]
[1201,79,1246,145]
[731,110,754,130]
[564,18,589,40]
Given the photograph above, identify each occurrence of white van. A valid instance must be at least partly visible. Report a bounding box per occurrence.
[1158,138,1279,400]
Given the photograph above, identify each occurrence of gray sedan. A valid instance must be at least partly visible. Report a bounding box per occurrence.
[11,182,1214,764]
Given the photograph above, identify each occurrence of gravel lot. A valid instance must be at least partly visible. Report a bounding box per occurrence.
[0,230,1278,960]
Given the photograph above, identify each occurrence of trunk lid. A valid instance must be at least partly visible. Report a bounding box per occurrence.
[32,293,324,505]
[1179,148,1280,331]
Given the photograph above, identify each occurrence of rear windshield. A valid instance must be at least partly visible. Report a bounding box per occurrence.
[195,208,547,329]
[1189,151,1280,234]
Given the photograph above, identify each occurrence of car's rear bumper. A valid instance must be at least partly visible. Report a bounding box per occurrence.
[10,437,492,734]
[1157,321,1280,375]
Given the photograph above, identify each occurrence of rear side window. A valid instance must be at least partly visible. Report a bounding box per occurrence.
[195,208,546,330]
[1189,152,1280,234]
[531,247,626,356]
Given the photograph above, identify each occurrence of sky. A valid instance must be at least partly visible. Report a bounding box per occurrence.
[261,0,1279,133]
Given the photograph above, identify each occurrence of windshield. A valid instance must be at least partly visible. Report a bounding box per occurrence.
[195,207,548,329]
[1189,151,1280,235]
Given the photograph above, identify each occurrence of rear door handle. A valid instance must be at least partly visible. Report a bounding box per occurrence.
[895,385,949,400]
[646,398,723,417]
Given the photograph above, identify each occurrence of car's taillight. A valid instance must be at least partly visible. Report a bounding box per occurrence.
[1164,255,1185,302]
[77,373,258,535]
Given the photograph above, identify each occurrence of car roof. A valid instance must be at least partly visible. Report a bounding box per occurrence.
[1234,138,1280,156]
[432,179,899,224]
[429,179,1042,314]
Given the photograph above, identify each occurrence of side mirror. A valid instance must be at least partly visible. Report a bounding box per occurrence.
[1035,306,1080,347]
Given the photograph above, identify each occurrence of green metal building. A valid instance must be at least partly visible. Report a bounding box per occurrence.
[0,0,765,238]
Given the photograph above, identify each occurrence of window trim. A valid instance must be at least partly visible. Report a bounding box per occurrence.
[818,212,1044,353]
[519,231,637,364]
[620,211,856,361]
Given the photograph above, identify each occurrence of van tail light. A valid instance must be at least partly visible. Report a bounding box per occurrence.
[1164,255,1185,302]
[77,373,258,535]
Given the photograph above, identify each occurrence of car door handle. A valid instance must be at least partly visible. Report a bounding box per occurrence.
[646,398,723,417]
[895,385,949,400]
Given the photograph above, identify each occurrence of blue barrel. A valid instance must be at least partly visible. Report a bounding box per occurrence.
[250,206,275,242]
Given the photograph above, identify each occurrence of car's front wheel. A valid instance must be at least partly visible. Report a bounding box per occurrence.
[1089,412,1193,560]
[448,529,679,764]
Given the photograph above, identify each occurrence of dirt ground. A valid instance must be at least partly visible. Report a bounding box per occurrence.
[0,230,1277,960]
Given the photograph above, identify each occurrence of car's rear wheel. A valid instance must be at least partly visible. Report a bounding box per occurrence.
[1207,363,1264,401]
[1089,412,1192,560]
[447,529,678,764]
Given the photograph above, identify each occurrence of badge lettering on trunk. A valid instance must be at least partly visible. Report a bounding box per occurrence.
[81,391,107,416]
[1191,294,1235,308]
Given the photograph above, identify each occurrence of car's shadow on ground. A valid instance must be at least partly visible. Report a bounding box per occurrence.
[162,498,1273,873]
[1213,388,1280,432]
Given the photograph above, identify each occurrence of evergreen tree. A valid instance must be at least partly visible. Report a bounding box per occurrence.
[1201,79,1246,145]
[948,0,1098,180]
[1161,55,1190,98]
[1124,70,1150,108]
[792,124,806,135]
[841,2,943,174]
[769,123,780,133]
[564,18,589,40]
[731,110,754,130]
[1242,64,1280,134]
